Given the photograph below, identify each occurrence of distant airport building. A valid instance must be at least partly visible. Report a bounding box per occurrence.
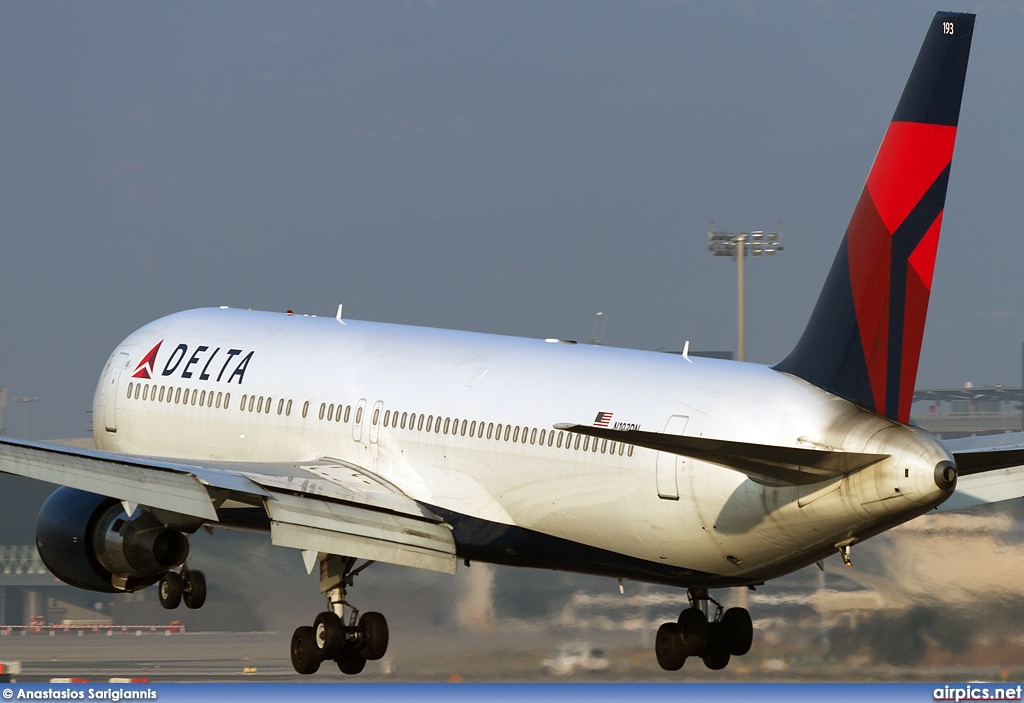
[911,385,1022,438]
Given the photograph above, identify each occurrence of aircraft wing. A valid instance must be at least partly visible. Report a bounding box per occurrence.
[555,424,888,487]
[0,437,456,574]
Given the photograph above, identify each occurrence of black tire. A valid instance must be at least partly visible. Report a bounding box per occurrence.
[358,611,389,660]
[182,570,207,610]
[158,572,182,610]
[677,607,709,657]
[336,651,366,675]
[655,622,686,671]
[314,611,345,659]
[722,607,753,656]
[291,626,321,675]
[701,621,731,670]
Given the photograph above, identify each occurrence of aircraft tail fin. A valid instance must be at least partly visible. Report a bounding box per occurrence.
[773,12,974,424]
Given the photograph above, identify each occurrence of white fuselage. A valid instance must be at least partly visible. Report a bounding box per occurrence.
[92,308,953,588]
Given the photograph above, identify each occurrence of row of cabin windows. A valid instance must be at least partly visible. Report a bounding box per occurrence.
[239,394,294,417]
[125,383,633,458]
[373,409,633,457]
[319,403,360,424]
[127,382,231,410]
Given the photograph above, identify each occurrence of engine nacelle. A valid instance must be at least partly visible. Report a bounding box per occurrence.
[36,487,189,593]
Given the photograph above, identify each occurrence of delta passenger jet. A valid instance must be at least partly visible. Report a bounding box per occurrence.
[2,12,1020,674]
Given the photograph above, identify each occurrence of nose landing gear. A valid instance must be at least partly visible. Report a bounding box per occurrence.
[290,555,390,676]
[654,588,753,672]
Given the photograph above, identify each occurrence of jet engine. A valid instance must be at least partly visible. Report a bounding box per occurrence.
[35,486,189,593]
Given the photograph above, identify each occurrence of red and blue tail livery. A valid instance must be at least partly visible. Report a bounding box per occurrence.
[775,12,974,424]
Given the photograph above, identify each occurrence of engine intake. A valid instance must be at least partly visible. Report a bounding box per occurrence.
[36,486,189,593]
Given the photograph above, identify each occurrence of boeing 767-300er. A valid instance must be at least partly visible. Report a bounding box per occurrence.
[3,11,1022,674]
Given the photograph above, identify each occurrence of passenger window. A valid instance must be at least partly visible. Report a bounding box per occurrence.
[373,408,380,425]
[487,423,494,439]
[343,406,350,423]
[628,445,634,457]
[401,412,408,429]
[461,420,468,436]
[215,392,222,409]
[328,404,334,421]
[158,387,165,402]
[574,434,582,450]
[504,425,511,441]
[248,395,255,412]
[356,406,363,425]
[256,396,263,413]
[241,394,248,410]
[556,431,563,448]
[601,439,607,453]
[278,398,284,415]
[539,429,546,446]
[265,397,272,413]
[609,441,616,454]
[127,382,133,399]
[199,390,206,406]
[224,393,230,408]
[530,428,537,444]
[175,388,182,404]
[142,385,149,401]
[512,426,519,443]
[286,399,292,416]
[302,401,309,419]
[443,417,451,434]
[319,403,325,420]
[417,414,425,431]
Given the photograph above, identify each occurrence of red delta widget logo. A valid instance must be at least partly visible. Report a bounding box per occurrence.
[131,340,254,384]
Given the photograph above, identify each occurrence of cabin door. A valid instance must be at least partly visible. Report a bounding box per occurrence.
[655,415,688,500]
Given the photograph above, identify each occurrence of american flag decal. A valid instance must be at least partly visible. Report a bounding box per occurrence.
[593,411,613,427]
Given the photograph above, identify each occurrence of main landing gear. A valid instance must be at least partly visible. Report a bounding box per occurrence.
[290,555,390,676]
[654,588,753,672]
[157,565,207,610]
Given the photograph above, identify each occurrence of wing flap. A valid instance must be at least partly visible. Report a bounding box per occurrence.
[268,491,455,574]
[555,424,888,487]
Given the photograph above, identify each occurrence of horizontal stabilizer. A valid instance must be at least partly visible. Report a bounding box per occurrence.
[951,446,1024,476]
[554,424,888,487]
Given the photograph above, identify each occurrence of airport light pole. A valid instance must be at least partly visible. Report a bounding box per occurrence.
[707,227,783,362]
[12,397,39,439]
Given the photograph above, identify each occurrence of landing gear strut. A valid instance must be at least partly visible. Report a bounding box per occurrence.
[290,555,389,676]
[654,588,752,672]
[157,565,207,610]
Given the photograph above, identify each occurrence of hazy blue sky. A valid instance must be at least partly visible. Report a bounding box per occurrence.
[2,1,1023,440]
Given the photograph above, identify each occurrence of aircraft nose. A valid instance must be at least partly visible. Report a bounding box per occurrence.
[934,461,957,491]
